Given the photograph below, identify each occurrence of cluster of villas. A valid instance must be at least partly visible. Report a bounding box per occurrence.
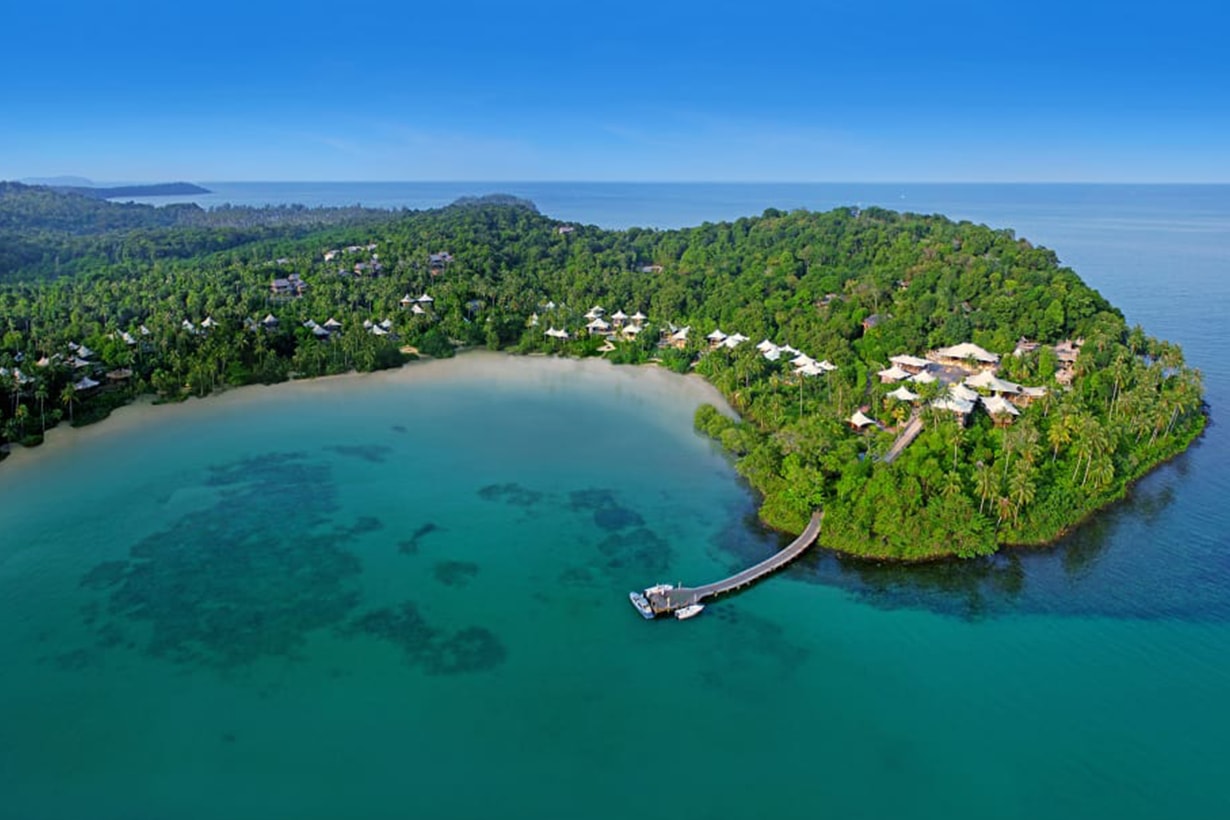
[18,339,140,393]
[852,342,1055,430]
[539,305,649,342]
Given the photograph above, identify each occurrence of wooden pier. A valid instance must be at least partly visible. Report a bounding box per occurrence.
[641,511,823,616]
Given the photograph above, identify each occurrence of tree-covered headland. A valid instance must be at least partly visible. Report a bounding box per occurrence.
[0,184,1205,560]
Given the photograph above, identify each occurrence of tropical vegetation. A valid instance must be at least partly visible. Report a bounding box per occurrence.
[0,184,1205,559]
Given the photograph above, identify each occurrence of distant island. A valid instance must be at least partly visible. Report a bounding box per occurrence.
[54,182,211,199]
[0,184,1207,561]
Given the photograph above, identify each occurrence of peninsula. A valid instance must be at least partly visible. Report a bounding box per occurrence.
[0,186,1206,560]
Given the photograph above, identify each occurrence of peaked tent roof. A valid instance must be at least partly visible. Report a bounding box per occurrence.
[935,342,999,363]
[849,410,877,428]
[887,386,920,401]
[890,354,931,369]
[982,394,1021,416]
[878,365,910,382]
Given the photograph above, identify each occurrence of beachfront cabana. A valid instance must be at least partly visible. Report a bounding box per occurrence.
[544,327,570,340]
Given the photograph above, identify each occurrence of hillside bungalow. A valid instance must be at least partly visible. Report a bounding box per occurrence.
[762,346,782,362]
[932,342,999,370]
[586,317,612,335]
[631,311,647,323]
[261,314,279,328]
[861,314,883,332]
[667,326,690,349]
[585,306,605,320]
[1054,339,1082,365]
[1016,385,1048,406]
[721,333,749,349]
[889,354,931,374]
[610,310,628,327]
[965,370,1021,395]
[544,327,570,340]
[706,329,728,347]
[909,370,937,385]
[931,395,975,423]
[73,376,101,393]
[849,410,878,430]
[887,385,920,402]
[982,394,1021,425]
[556,225,575,234]
[878,364,909,383]
[621,324,643,340]
[640,264,664,273]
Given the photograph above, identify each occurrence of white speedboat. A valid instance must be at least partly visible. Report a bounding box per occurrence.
[644,583,675,595]
[629,591,655,619]
[674,604,704,620]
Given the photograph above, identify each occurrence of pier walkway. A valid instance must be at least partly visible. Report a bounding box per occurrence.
[645,511,823,615]
[882,412,923,464]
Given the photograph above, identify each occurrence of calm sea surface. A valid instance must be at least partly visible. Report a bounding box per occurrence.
[4,183,1228,818]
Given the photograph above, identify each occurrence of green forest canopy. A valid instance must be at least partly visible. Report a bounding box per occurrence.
[0,186,1206,560]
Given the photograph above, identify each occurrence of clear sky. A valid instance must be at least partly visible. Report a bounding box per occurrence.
[3,0,1227,182]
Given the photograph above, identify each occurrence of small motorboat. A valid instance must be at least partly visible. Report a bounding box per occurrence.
[629,591,655,619]
[674,604,704,620]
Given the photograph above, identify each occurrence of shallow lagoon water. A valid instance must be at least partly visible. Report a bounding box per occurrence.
[6,184,1230,817]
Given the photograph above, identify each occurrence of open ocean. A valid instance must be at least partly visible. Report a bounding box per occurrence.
[3,183,1229,818]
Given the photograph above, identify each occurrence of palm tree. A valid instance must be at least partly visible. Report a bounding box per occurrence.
[1009,462,1036,524]
[975,461,996,516]
[60,383,76,424]
[34,379,48,433]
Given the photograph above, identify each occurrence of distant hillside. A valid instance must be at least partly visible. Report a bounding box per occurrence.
[55,182,211,199]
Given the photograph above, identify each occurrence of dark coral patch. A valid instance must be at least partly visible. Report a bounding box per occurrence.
[434,560,480,587]
[569,488,646,532]
[399,522,442,555]
[323,444,393,463]
[78,452,365,670]
[477,482,544,507]
[341,602,506,675]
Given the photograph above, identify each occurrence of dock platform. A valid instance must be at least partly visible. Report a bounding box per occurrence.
[637,511,822,617]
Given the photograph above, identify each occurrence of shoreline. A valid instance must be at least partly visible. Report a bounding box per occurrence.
[0,351,735,479]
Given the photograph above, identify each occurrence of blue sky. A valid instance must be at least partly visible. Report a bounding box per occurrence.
[2,0,1227,182]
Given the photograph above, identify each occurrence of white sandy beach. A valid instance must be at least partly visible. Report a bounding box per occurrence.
[0,352,735,480]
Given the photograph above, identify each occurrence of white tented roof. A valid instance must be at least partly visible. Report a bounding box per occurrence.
[887,386,920,401]
[878,365,909,382]
[935,342,999,363]
[932,396,975,415]
[706,329,727,342]
[849,411,877,428]
[909,370,938,384]
[982,394,1021,416]
[965,371,1021,394]
[890,354,931,369]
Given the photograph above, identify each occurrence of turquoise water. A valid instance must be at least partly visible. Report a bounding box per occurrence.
[6,185,1230,817]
